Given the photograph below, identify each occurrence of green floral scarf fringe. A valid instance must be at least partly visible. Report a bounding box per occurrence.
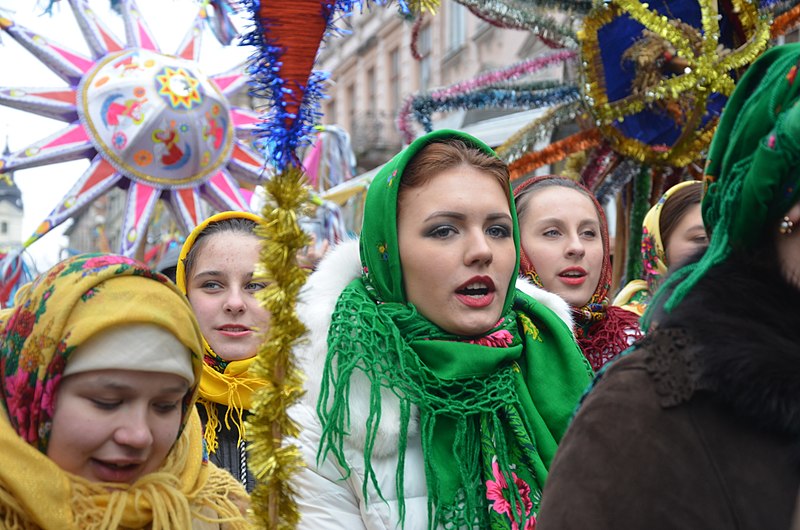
[318,277,584,529]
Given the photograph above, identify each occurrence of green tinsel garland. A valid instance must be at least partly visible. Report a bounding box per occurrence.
[624,165,653,285]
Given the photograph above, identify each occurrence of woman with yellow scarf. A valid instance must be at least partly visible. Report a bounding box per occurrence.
[0,253,250,529]
[176,211,269,491]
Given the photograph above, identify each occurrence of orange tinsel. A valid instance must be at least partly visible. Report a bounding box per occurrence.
[509,128,602,180]
[772,5,800,37]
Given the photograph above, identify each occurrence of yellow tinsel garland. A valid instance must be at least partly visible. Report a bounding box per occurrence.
[580,0,770,166]
[247,165,310,529]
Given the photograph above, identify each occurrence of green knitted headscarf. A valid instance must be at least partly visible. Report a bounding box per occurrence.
[318,129,593,529]
[645,43,800,326]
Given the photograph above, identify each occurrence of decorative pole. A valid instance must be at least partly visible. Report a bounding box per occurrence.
[242,1,331,528]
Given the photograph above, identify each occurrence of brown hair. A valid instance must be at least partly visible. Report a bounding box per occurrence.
[659,181,704,251]
[182,217,258,279]
[398,139,510,208]
[514,177,601,232]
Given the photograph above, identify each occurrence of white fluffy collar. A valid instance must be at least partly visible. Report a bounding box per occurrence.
[294,239,574,455]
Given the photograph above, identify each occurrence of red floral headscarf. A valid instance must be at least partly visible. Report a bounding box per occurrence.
[514,176,643,370]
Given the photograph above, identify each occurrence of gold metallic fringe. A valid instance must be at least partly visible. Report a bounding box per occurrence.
[580,0,769,166]
[406,0,441,14]
[248,164,311,530]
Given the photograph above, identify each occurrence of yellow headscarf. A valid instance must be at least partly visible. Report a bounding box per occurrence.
[613,181,700,315]
[176,211,269,453]
[0,253,250,529]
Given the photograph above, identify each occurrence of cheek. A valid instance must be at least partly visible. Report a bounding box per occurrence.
[147,416,183,470]
[497,240,517,275]
[188,294,216,327]
[253,303,271,327]
[527,242,557,277]
[48,401,101,463]
[588,243,605,272]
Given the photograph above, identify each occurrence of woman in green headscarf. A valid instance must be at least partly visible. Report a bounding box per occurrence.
[290,129,593,529]
[536,44,800,529]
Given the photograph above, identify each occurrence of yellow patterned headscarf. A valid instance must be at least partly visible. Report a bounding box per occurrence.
[0,253,250,529]
[613,180,700,316]
[176,211,269,453]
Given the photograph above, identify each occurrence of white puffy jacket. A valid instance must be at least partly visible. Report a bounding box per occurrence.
[290,240,574,529]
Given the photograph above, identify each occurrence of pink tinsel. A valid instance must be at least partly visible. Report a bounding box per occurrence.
[431,51,577,100]
[397,50,578,143]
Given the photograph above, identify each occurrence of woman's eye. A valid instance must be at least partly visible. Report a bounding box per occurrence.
[246,282,267,291]
[427,226,456,239]
[582,230,597,238]
[201,281,222,290]
[153,401,181,414]
[91,399,120,410]
[693,235,709,244]
[543,229,561,237]
[487,225,511,238]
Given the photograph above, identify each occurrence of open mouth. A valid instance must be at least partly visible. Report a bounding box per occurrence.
[92,459,143,483]
[217,325,251,333]
[558,268,587,286]
[456,283,491,298]
[455,277,496,308]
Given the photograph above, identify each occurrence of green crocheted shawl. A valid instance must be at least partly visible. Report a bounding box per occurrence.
[318,130,593,529]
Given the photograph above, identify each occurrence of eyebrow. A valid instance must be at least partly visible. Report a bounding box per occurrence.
[193,270,254,280]
[95,381,189,394]
[534,216,599,226]
[423,211,512,222]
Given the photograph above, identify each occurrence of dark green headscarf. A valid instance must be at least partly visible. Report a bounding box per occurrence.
[318,129,592,528]
[647,44,800,323]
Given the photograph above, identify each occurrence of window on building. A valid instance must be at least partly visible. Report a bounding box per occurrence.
[327,98,337,125]
[347,83,357,135]
[390,47,401,113]
[0,222,6,235]
[367,66,377,118]
[419,25,432,91]
[448,1,466,51]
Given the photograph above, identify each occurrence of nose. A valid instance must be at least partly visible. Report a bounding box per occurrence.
[464,230,493,266]
[224,289,246,314]
[565,234,586,259]
[113,407,154,449]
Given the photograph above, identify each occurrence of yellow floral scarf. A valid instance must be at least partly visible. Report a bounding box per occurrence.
[176,211,268,452]
[613,181,699,316]
[0,253,250,529]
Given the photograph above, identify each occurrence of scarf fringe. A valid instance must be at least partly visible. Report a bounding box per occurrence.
[199,377,253,454]
[320,280,541,529]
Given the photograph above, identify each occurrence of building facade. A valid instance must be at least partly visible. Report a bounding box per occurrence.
[317,1,567,172]
[0,141,23,250]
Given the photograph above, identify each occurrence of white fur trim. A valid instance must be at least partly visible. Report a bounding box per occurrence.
[296,239,412,457]
[295,240,575,456]
[514,276,576,335]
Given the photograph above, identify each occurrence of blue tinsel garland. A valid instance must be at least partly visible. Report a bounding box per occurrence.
[411,85,581,133]
[239,0,411,172]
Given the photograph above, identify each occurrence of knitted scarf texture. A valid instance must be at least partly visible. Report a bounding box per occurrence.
[648,43,800,324]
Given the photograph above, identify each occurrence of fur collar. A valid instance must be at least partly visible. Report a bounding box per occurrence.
[653,252,800,439]
[295,239,575,455]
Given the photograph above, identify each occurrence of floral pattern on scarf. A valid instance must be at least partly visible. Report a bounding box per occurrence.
[0,253,203,452]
